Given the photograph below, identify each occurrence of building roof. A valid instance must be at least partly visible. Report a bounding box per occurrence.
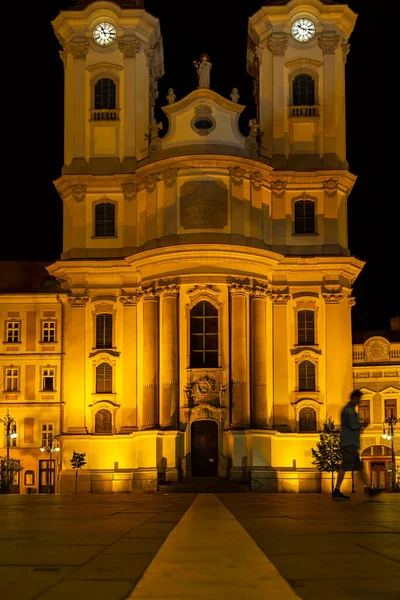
[0,262,60,294]
[75,0,144,7]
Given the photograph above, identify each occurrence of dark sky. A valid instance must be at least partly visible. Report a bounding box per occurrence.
[4,1,397,333]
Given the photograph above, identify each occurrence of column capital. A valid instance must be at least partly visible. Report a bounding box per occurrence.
[229,283,251,297]
[68,295,89,308]
[120,293,142,306]
[143,288,159,302]
[267,35,289,57]
[118,37,141,58]
[159,284,179,298]
[270,290,291,305]
[318,35,340,55]
[68,41,89,59]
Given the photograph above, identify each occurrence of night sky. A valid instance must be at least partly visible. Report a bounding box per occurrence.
[4,1,397,333]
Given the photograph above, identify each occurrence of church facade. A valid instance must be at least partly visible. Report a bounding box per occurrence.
[1,0,399,494]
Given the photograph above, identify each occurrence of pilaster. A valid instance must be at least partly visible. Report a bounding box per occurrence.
[251,286,268,428]
[229,284,250,428]
[160,285,179,428]
[142,289,159,428]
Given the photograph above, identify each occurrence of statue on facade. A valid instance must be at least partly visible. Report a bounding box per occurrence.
[145,119,163,152]
[166,88,176,104]
[246,118,262,153]
[230,87,240,103]
[193,53,212,89]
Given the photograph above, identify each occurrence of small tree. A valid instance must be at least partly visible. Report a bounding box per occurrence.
[0,457,24,492]
[70,451,87,493]
[311,418,343,492]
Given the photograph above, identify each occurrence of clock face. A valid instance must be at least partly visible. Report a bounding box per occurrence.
[291,18,316,42]
[93,22,117,47]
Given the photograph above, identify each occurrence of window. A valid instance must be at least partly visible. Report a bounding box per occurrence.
[42,321,56,342]
[95,78,116,110]
[41,423,54,448]
[297,310,315,345]
[96,363,112,393]
[293,74,315,106]
[95,409,112,433]
[299,407,316,432]
[5,367,19,391]
[358,400,370,425]
[190,301,218,368]
[298,360,316,392]
[95,314,113,348]
[42,368,55,392]
[385,399,397,420]
[294,200,315,234]
[6,321,20,343]
[94,203,115,237]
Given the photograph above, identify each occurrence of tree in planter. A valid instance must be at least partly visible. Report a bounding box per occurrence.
[311,418,343,493]
[70,451,87,493]
[0,456,23,493]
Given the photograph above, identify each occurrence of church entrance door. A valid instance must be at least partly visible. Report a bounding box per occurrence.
[191,420,218,477]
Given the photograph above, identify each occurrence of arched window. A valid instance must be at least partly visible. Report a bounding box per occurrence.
[297,310,315,345]
[298,360,315,391]
[190,301,218,368]
[293,74,315,106]
[294,200,315,234]
[95,203,115,237]
[299,407,316,432]
[96,363,112,393]
[95,314,113,348]
[95,409,112,434]
[94,78,116,110]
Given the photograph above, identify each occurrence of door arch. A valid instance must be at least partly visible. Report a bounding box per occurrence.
[191,420,218,477]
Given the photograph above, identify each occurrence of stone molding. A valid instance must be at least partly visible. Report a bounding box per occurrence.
[323,179,338,197]
[71,184,87,203]
[122,180,139,201]
[68,296,89,308]
[271,179,286,197]
[68,41,89,59]
[267,36,289,57]
[163,168,178,188]
[118,38,141,58]
[318,35,340,55]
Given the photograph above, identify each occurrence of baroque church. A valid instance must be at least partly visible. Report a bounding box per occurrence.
[1,0,399,494]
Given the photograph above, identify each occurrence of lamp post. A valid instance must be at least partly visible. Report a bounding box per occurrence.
[40,434,60,493]
[382,416,400,490]
[0,410,18,490]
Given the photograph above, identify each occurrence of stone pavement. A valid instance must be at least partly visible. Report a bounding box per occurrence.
[0,491,399,600]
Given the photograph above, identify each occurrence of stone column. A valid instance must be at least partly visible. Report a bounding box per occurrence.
[68,41,89,161]
[120,293,141,431]
[271,290,291,428]
[64,296,89,433]
[142,289,159,428]
[160,285,179,428]
[251,286,268,428]
[230,284,250,428]
[118,37,140,170]
[267,36,288,168]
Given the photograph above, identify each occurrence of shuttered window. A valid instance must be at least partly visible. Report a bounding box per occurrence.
[298,360,315,392]
[94,78,116,110]
[96,314,113,348]
[96,363,112,393]
[297,310,315,345]
[294,200,315,234]
[95,203,115,237]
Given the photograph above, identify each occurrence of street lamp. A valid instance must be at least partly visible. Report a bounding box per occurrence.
[0,410,18,491]
[382,416,400,490]
[40,434,60,494]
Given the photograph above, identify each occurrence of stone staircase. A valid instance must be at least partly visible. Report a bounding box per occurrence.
[158,477,251,493]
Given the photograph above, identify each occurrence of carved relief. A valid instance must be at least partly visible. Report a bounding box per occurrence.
[341,43,350,63]
[120,293,142,306]
[318,36,340,55]
[271,290,291,305]
[71,184,87,203]
[68,41,89,59]
[198,406,212,419]
[251,285,269,299]
[364,338,390,363]
[184,374,226,407]
[323,179,338,197]
[163,168,178,188]
[322,292,344,305]
[118,38,140,58]
[180,181,228,230]
[91,303,116,315]
[267,36,289,57]
[229,283,251,297]
[122,180,139,201]
[160,284,179,298]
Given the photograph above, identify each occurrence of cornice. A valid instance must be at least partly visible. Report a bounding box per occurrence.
[162,88,245,116]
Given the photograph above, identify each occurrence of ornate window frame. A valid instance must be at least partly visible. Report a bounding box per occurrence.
[5,319,21,344]
[292,193,317,235]
[291,396,322,433]
[40,319,57,343]
[91,302,117,350]
[294,350,319,393]
[4,365,20,392]
[92,199,118,238]
[41,366,56,392]
[185,285,223,371]
[89,399,120,434]
[89,65,122,122]
[91,352,117,397]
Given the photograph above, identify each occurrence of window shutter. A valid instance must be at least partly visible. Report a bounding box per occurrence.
[96,314,113,348]
[298,310,315,344]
